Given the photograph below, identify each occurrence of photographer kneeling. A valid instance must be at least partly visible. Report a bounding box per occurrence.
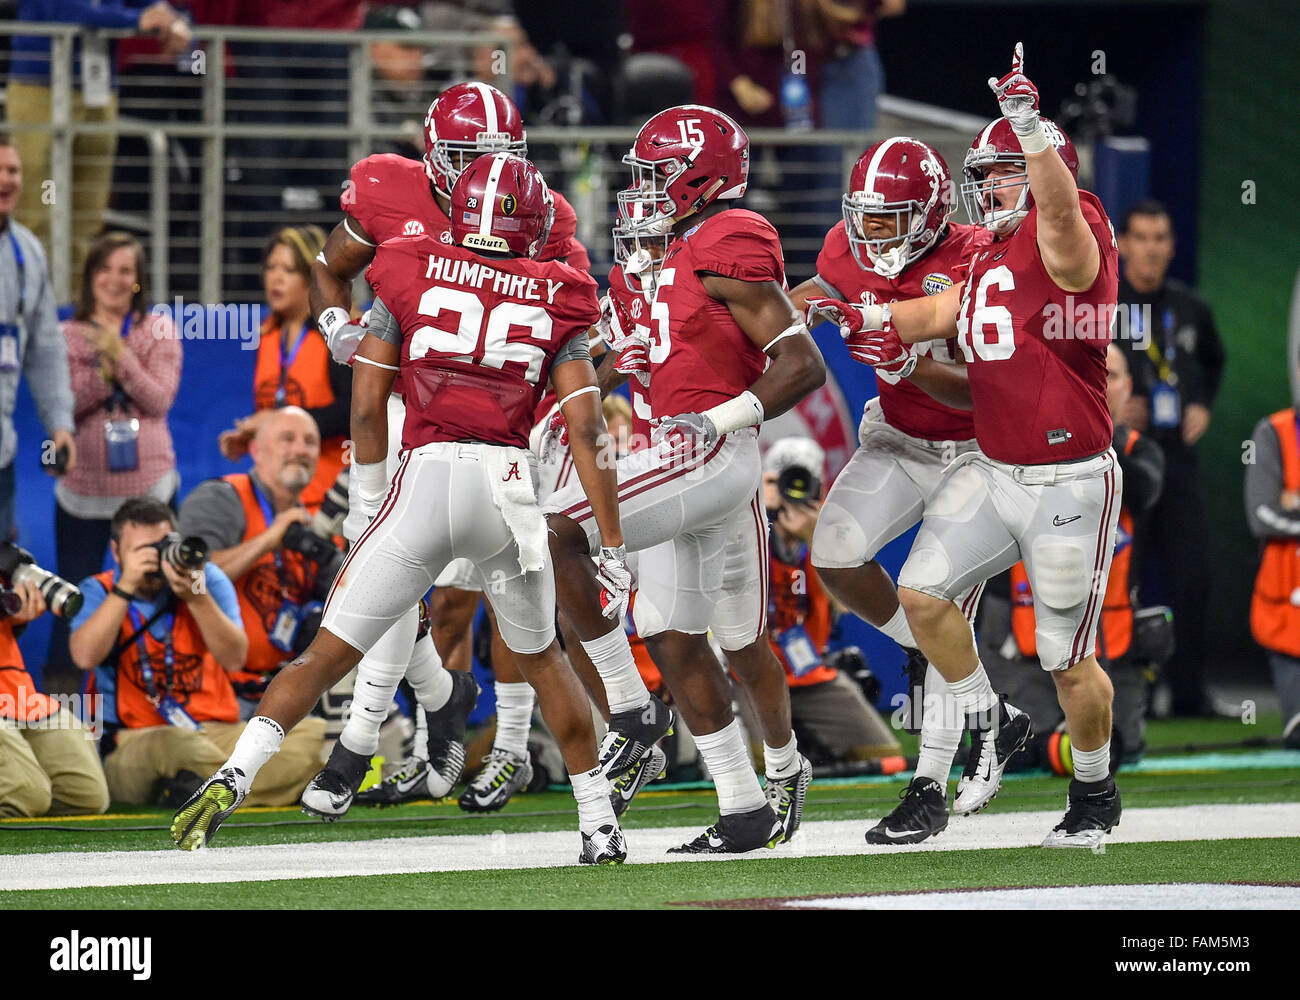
[0,545,109,817]
[69,498,319,805]
[179,407,341,725]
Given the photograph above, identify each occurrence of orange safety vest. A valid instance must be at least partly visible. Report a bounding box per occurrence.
[89,570,239,728]
[222,473,318,684]
[253,318,345,509]
[0,620,58,722]
[1012,429,1138,661]
[768,548,836,687]
[1250,409,1300,657]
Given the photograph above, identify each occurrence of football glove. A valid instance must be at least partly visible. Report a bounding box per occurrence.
[845,327,917,377]
[655,411,719,451]
[595,292,638,353]
[988,43,1042,141]
[804,296,889,340]
[318,306,369,365]
[538,411,569,465]
[595,544,634,620]
[613,338,651,387]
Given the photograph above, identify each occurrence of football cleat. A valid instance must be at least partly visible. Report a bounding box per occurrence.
[667,803,783,855]
[424,670,480,798]
[953,697,1032,816]
[1042,776,1122,848]
[170,767,247,851]
[764,754,813,844]
[609,743,667,818]
[579,823,628,865]
[300,742,372,820]
[355,757,432,806]
[599,693,673,779]
[459,748,533,813]
[864,776,949,845]
[955,731,979,800]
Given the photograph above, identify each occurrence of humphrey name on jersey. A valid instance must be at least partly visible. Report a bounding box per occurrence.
[49,931,152,980]
[425,253,566,303]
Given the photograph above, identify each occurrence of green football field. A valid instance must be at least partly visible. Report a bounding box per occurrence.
[3,713,1298,910]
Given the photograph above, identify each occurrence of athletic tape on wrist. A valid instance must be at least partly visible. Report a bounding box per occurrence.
[1017,122,1050,155]
[352,460,387,503]
[703,390,764,435]
[317,306,349,338]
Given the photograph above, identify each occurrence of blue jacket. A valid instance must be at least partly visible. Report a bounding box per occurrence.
[10,1,151,86]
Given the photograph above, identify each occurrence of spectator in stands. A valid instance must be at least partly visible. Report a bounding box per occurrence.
[46,231,181,682]
[811,0,905,130]
[6,2,191,295]
[1116,199,1226,716]
[0,133,77,541]
[367,5,434,160]
[0,574,110,817]
[1245,344,1300,750]
[218,226,349,509]
[181,407,330,716]
[70,497,322,806]
[759,437,900,763]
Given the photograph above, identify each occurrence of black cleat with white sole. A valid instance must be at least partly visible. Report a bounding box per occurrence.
[609,743,667,818]
[1042,776,1122,848]
[865,776,949,845]
[953,697,1031,816]
[355,757,432,806]
[765,754,813,844]
[424,670,480,798]
[667,803,783,855]
[599,693,674,780]
[301,742,372,820]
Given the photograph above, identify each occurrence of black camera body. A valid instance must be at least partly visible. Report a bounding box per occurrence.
[282,522,345,601]
[147,532,209,572]
[0,540,83,619]
[777,463,822,506]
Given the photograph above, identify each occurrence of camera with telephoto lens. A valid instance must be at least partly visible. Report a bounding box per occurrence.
[311,468,349,540]
[0,541,84,619]
[147,532,209,572]
[824,645,880,705]
[282,523,345,600]
[777,463,822,507]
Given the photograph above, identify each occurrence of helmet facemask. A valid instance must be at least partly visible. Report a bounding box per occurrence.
[961,152,1029,236]
[429,131,527,198]
[842,194,933,279]
[614,186,671,299]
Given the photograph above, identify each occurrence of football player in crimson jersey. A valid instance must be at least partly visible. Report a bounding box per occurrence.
[814,45,1123,848]
[304,82,592,811]
[175,154,632,862]
[789,137,1008,842]
[544,105,827,854]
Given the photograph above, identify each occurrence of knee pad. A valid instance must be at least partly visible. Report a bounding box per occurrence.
[810,501,872,568]
[1028,535,1093,610]
[897,544,955,597]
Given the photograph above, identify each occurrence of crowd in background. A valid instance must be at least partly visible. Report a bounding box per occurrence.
[0,6,1294,822]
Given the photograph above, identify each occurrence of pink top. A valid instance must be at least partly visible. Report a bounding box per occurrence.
[60,313,182,499]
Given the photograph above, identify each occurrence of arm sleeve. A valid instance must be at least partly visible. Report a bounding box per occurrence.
[305,351,354,439]
[1116,431,1165,515]
[553,330,592,367]
[1192,299,1226,408]
[178,481,248,552]
[365,295,402,346]
[23,257,75,434]
[202,563,244,628]
[1244,420,1300,539]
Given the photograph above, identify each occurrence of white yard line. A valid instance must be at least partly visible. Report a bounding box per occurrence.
[1,802,1297,892]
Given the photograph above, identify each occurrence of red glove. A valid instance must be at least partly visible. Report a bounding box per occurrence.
[614,339,650,387]
[988,43,1042,139]
[845,327,917,378]
[538,411,569,464]
[804,296,889,340]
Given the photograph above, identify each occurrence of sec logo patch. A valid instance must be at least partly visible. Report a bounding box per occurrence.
[403,220,425,236]
[922,272,953,296]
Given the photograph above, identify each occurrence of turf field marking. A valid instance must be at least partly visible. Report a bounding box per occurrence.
[764,882,1300,910]
[1,802,1297,892]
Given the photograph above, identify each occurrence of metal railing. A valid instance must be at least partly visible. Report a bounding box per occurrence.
[2,22,983,304]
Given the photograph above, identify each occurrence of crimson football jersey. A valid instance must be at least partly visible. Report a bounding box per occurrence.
[342,153,590,270]
[607,264,653,445]
[647,209,782,419]
[366,237,600,449]
[955,190,1119,464]
[816,221,987,441]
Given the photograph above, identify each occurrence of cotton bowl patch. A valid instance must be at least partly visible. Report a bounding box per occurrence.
[922,272,953,296]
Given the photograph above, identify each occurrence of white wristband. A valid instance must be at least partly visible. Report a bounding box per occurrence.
[318,307,349,339]
[703,390,764,435]
[1016,121,1050,155]
[352,460,388,505]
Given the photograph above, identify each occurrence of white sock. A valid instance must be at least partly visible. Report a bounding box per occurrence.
[341,655,406,757]
[580,626,650,715]
[694,719,766,815]
[913,666,962,787]
[878,603,917,648]
[411,707,429,762]
[763,734,801,780]
[569,766,618,833]
[493,681,535,758]
[223,716,284,786]
[406,632,453,712]
[948,663,999,722]
[1072,739,1111,783]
